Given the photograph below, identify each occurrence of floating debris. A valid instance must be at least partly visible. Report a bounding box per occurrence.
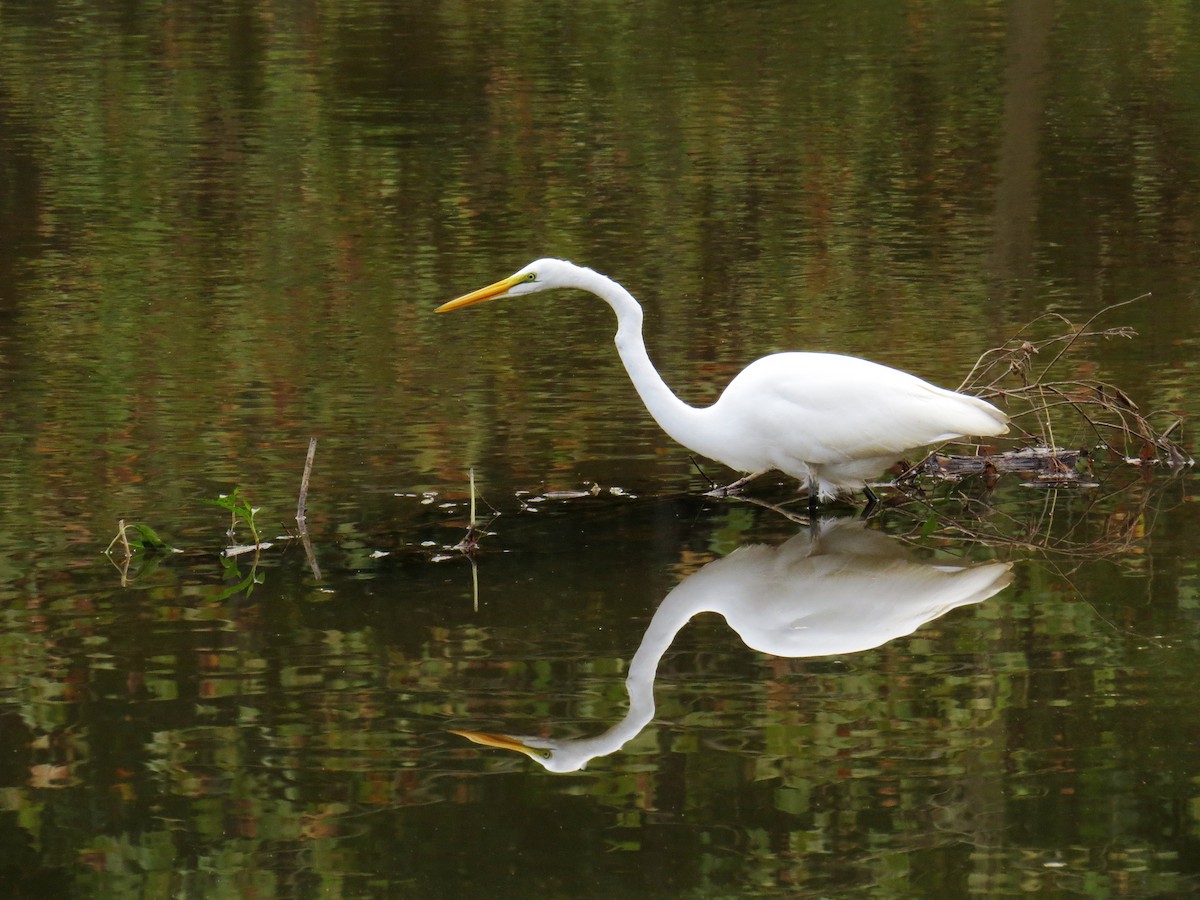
[222,542,273,558]
[1019,477,1100,489]
[542,484,601,500]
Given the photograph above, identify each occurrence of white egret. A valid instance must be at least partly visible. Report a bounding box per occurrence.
[452,520,1013,772]
[437,259,1008,506]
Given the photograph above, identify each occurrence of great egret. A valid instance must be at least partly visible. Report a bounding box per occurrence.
[437,259,1008,505]
[452,520,1013,772]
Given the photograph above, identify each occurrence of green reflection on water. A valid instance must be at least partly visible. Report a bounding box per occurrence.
[0,0,1199,896]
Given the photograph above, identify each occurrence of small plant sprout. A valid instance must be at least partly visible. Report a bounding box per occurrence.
[103,519,179,586]
[205,487,270,553]
[105,520,171,557]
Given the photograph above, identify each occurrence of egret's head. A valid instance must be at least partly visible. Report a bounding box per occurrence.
[450,729,565,770]
[436,258,580,313]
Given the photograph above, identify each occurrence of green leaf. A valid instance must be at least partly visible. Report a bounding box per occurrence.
[126,523,169,551]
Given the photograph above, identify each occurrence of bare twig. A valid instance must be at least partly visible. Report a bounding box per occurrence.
[955,294,1190,468]
[297,437,318,528]
[296,437,321,580]
[469,467,477,529]
[1032,294,1147,385]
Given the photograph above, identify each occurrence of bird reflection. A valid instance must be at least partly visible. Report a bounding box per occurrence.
[453,520,1012,772]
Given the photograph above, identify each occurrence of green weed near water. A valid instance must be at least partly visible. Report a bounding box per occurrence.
[206,487,271,600]
[205,487,263,549]
[103,519,179,585]
[104,521,171,555]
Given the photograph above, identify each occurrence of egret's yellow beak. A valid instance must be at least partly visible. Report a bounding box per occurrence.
[450,729,544,759]
[436,273,527,313]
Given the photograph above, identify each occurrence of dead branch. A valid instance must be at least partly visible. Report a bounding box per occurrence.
[957,295,1190,468]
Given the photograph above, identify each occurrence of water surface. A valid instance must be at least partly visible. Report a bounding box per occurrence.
[1,1,1199,896]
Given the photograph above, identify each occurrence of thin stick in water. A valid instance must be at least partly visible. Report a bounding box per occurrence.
[471,557,479,613]
[468,467,477,528]
[296,437,322,580]
[297,437,318,529]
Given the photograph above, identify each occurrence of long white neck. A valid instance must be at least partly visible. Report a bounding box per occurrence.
[568,267,703,447]
[547,583,700,771]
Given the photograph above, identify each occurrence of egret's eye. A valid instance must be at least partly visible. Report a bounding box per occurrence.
[525,272,537,282]
[542,750,552,759]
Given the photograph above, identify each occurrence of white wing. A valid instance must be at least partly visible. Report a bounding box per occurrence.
[708,352,1007,472]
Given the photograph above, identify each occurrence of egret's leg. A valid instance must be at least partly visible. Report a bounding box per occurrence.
[703,471,765,498]
[807,483,820,517]
[861,484,880,518]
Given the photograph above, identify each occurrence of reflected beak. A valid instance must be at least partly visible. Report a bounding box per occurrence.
[450,729,542,759]
[436,273,526,313]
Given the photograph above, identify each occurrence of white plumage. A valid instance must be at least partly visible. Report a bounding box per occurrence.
[452,521,1013,771]
[437,259,1008,503]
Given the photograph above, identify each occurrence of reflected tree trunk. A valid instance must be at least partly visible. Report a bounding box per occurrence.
[988,0,1054,290]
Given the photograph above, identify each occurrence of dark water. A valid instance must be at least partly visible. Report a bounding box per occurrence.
[1,1,1199,896]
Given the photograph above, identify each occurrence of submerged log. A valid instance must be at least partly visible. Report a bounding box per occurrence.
[921,447,1088,476]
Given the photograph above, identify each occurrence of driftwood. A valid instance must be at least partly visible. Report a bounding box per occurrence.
[924,446,1086,475]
